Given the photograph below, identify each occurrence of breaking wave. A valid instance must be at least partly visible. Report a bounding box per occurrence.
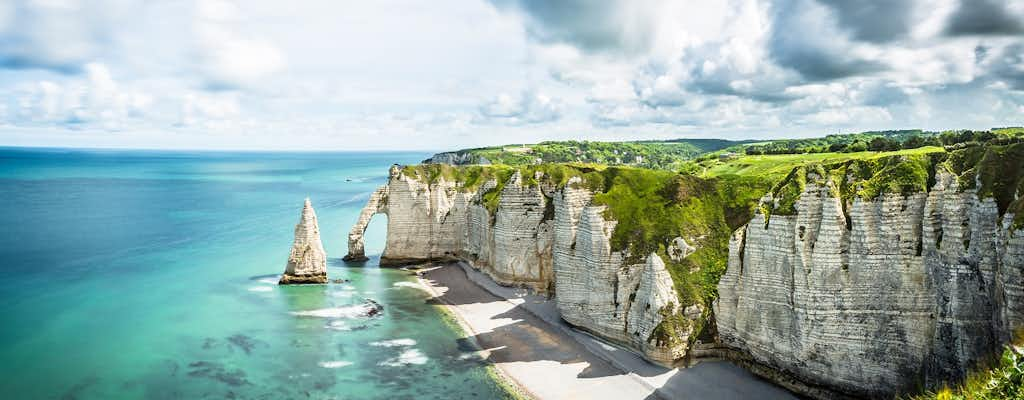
[370,338,416,347]
[318,360,353,369]
[291,303,375,319]
[379,349,428,367]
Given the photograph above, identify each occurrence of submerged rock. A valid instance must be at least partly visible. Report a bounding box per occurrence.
[279,198,328,284]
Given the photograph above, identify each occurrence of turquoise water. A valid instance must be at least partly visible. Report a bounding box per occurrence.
[0,148,512,399]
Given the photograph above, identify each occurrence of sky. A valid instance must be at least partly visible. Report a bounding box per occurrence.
[0,0,1022,151]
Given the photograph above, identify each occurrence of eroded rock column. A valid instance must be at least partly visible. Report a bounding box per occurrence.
[280,198,328,284]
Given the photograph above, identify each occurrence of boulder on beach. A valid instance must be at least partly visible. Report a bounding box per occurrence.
[279,198,328,284]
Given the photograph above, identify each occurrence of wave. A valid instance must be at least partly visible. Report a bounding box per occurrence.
[248,286,273,292]
[291,303,376,319]
[318,360,353,369]
[378,349,428,367]
[370,338,416,347]
[392,281,428,291]
[326,320,352,331]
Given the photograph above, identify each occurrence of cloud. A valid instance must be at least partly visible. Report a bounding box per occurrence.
[816,0,914,43]
[7,63,152,129]
[478,90,563,124]
[193,0,286,90]
[0,1,137,72]
[767,0,887,81]
[179,92,241,125]
[945,0,1024,36]
[488,0,658,53]
[984,42,1024,90]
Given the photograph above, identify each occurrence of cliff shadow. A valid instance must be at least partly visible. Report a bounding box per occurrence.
[641,361,799,400]
[422,265,628,380]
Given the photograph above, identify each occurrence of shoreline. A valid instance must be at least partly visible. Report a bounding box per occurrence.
[415,265,537,400]
[415,262,797,400]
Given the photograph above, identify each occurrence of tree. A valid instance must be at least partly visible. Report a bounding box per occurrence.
[847,141,868,152]
[868,137,900,151]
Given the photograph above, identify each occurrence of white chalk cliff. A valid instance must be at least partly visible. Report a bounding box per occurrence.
[280,198,328,284]
[346,169,692,365]
[345,155,1023,398]
[715,170,1024,398]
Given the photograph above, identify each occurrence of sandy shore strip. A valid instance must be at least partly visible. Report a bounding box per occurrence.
[418,262,797,400]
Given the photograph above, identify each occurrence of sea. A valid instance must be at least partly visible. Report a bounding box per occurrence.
[0,147,514,399]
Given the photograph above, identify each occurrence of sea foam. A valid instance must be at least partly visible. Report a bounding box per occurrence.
[291,304,375,319]
[378,349,428,367]
[318,360,353,369]
[370,338,416,347]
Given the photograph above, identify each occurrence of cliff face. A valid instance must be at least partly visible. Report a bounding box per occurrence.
[346,146,1023,397]
[715,169,1024,398]
[280,198,328,284]
[346,168,694,365]
[423,151,490,165]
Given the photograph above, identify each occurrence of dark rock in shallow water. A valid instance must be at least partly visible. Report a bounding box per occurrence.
[365,298,384,317]
[187,361,249,387]
[226,334,266,355]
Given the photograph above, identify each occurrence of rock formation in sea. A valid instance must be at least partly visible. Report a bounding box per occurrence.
[280,198,328,284]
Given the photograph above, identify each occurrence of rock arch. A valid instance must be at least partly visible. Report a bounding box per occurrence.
[343,185,388,262]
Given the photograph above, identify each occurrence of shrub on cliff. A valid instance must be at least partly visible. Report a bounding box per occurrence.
[914,339,1024,400]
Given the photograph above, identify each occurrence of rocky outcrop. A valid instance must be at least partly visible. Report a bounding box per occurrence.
[345,169,690,365]
[343,186,387,262]
[715,170,1024,398]
[423,151,490,165]
[280,198,328,284]
[554,204,693,366]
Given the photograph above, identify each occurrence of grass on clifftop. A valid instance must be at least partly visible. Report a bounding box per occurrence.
[943,142,1024,228]
[694,146,946,181]
[589,167,770,308]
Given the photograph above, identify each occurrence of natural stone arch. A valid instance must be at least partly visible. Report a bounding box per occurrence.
[344,185,388,262]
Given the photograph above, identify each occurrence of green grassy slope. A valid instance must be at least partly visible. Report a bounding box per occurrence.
[426,138,756,169]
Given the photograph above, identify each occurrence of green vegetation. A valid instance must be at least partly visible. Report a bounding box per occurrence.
[649,302,690,348]
[912,335,1023,400]
[738,128,1024,156]
[942,142,1024,228]
[400,162,605,214]
[427,138,754,169]
[691,146,945,181]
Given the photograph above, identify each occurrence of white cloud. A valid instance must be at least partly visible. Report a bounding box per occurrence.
[179,92,241,126]
[478,90,564,124]
[193,0,286,89]
[9,63,152,129]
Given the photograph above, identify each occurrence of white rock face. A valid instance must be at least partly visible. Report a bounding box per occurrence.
[344,186,388,262]
[280,198,328,284]
[345,170,689,365]
[667,237,696,262]
[715,171,1024,398]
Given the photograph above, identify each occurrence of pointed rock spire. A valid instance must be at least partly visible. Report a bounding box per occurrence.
[280,198,328,284]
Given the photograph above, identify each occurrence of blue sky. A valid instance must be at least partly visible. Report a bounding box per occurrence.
[0,0,1022,150]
